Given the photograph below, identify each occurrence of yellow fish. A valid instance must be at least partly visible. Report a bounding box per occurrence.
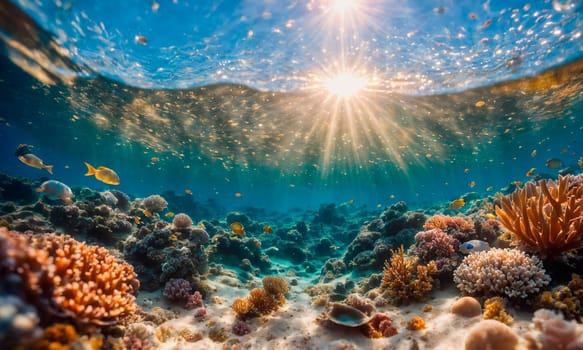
[449,198,466,210]
[230,222,245,235]
[263,225,273,234]
[84,162,120,185]
[165,212,175,218]
[485,213,497,220]
[526,167,536,177]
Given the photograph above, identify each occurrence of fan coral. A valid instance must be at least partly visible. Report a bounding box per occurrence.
[495,175,583,256]
[451,297,482,318]
[464,320,519,350]
[172,213,193,229]
[381,246,437,305]
[524,308,583,350]
[424,215,474,233]
[162,278,192,301]
[538,273,583,322]
[142,195,168,212]
[262,276,289,296]
[484,297,514,325]
[0,228,140,325]
[454,248,550,300]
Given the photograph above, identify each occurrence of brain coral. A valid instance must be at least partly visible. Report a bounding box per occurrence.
[172,213,193,230]
[454,248,550,300]
[0,228,140,325]
[142,195,168,212]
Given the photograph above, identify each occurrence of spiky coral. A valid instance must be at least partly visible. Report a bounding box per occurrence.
[495,175,583,256]
[381,246,437,305]
[0,228,140,325]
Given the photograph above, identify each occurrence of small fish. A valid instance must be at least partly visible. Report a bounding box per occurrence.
[151,157,159,162]
[464,168,470,173]
[449,198,466,210]
[475,100,486,108]
[526,167,536,177]
[485,213,497,220]
[485,186,494,192]
[230,222,245,235]
[469,181,476,188]
[165,212,175,218]
[348,199,355,205]
[36,180,74,204]
[185,189,192,195]
[389,194,395,199]
[468,12,477,19]
[197,223,206,229]
[143,209,152,218]
[135,35,148,44]
[459,240,490,254]
[545,158,564,169]
[511,181,523,187]
[263,225,273,234]
[18,154,53,174]
[169,234,178,241]
[376,203,382,208]
[531,150,537,157]
[84,162,120,185]
[579,156,583,168]
[234,192,242,198]
[561,148,569,154]
[481,19,492,28]
[133,216,141,225]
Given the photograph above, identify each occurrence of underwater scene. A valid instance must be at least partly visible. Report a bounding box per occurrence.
[0,0,583,349]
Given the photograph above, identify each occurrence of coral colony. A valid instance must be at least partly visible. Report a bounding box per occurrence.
[1,173,583,349]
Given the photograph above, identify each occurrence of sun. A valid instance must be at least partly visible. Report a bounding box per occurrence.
[324,72,368,98]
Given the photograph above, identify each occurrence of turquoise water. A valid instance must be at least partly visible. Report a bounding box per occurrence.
[0,0,582,211]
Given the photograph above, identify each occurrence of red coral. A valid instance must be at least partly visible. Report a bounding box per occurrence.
[361,313,397,338]
[414,228,458,264]
[185,291,204,309]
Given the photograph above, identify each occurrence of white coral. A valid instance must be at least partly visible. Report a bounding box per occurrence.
[525,309,583,350]
[453,248,550,299]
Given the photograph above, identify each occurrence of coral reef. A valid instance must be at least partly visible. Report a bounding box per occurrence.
[381,246,437,305]
[451,296,482,318]
[162,278,192,302]
[232,319,252,336]
[206,231,271,273]
[406,316,426,330]
[538,273,583,322]
[0,228,139,325]
[171,213,193,229]
[524,308,583,350]
[454,248,550,300]
[414,228,459,270]
[464,320,519,350]
[142,195,168,212]
[231,276,288,318]
[483,297,514,325]
[262,276,289,296]
[495,175,583,256]
[424,215,474,234]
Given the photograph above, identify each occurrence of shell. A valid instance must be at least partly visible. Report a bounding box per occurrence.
[327,303,372,327]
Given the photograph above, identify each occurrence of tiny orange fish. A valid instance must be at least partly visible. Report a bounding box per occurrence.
[234,192,242,198]
[135,35,148,44]
[348,199,355,205]
[511,181,523,187]
[475,100,486,108]
[169,234,178,241]
[469,181,476,188]
[151,157,159,162]
[449,198,466,210]
[143,209,152,218]
[230,222,245,235]
[482,19,492,28]
[85,162,120,185]
[133,216,141,225]
[578,156,583,168]
[185,189,192,195]
[545,158,564,169]
[263,225,273,234]
[165,212,175,218]
[526,167,536,177]
[531,149,537,157]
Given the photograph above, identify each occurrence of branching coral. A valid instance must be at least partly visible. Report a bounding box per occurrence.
[424,215,474,233]
[495,175,583,256]
[0,228,140,325]
[231,276,287,318]
[262,276,289,297]
[484,297,514,326]
[454,248,550,300]
[381,246,437,305]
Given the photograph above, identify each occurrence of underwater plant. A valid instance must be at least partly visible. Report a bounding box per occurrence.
[495,175,583,256]
[381,245,437,305]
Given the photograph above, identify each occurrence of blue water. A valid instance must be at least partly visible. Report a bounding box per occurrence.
[0,0,582,212]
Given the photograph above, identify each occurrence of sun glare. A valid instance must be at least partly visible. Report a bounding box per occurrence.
[324,72,368,98]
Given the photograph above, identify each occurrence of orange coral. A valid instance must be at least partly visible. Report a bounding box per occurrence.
[0,228,140,325]
[483,297,514,325]
[381,246,437,305]
[232,297,253,316]
[406,316,426,330]
[262,276,289,296]
[424,215,474,233]
[248,288,284,315]
[538,274,583,322]
[495,175,583,256]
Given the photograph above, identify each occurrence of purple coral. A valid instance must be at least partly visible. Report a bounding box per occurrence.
[185,291,204,309]
[414,228,458,267]
[232,319,252,336]
[163,278,192,301]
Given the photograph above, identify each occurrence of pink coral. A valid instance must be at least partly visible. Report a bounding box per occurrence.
[414,228,458,266]
[232,319,252,336]
[424,215,474,233]
[185,291,204,309]
[362,313,398,338]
